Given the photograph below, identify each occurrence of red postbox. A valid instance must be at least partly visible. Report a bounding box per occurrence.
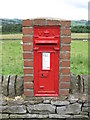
[33,26,60,96]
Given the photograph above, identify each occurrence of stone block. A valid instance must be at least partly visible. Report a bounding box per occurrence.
[2,75,9,96]
[10,114,48,119]
[57,103,81,115]
[43,99,51,104]
[73,115,89,119]
[70,73,79,94]
[16,76,24,96]
[68,94,78,103]
[0,114,9,119]
[80,111,88,115]
[27,104,55,114]
[1,105,26,113]
[51,100,70,106]
[49,114,73,118]
[24,97,43,105]
[83,102,90,107]
[0,95,7,106]
[9,75,16,97]
[7,98,24,106]
[82,107,89,112]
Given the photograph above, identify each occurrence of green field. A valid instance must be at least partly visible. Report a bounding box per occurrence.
[0,33,88,75]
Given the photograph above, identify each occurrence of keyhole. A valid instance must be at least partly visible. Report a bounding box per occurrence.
[42,74,43,77]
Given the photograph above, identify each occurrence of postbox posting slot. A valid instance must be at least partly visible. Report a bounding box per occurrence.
[35,40,58,45]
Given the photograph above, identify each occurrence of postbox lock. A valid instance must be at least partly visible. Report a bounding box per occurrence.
[40,71,48,78]
[42,74,43,77]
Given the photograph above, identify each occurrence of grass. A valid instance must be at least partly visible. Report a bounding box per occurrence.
[0,33,88,76]
[71,40,88,75]
[1,40,23,75]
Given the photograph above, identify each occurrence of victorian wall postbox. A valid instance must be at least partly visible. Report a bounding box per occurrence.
[23,19,71,97]
[33,26,60,96]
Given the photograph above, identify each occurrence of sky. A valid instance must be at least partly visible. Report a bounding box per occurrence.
[0,0,89,20]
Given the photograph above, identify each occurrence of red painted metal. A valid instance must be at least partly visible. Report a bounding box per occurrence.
[33,26,60,96]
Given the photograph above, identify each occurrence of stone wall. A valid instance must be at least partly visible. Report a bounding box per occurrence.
[0,94,90,119]
[0,74,89,119]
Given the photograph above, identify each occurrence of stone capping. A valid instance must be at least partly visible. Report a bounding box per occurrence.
[22,18,71,97]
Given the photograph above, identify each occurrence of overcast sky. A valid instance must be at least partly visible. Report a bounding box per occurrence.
[0,0,89,20]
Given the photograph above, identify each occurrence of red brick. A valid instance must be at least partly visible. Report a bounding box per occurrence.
[61,21,71,28]
[60,89,69,96]
[24,76,33,82]
[61,76,70,82]
[61,52,70,59]
[23,27,32,35]
[23,20,33,27]
[24,89,34,96]
[22,36,32,43]
[23,45,32,51]
[61,68,70,74]
[24,68,33,74]
[34,19,46,25]
[47,20,60,25]
[61,21,67,27]
[61,82,70,89]
[66,21,71,27]
[24,82,34,89]
[61,45,70,51]
[24,61,33,67]
[61,61,70,67]
[23,53,32,59]
[61,37,71,44]
[61,29,71,36]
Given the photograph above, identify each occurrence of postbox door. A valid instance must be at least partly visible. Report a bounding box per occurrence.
[34,50,59,96]
[38,52,55,92]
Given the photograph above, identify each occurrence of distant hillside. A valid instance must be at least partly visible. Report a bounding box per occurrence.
[0,19,88,26]
[1,19,22,25]
[0,19,22,34]
[0,19,89,33]
[71,20,88,27]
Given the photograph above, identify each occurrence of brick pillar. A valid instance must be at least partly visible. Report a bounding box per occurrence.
[60,21,71,96]
[22,19,71,97]
[22,20,34,96]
